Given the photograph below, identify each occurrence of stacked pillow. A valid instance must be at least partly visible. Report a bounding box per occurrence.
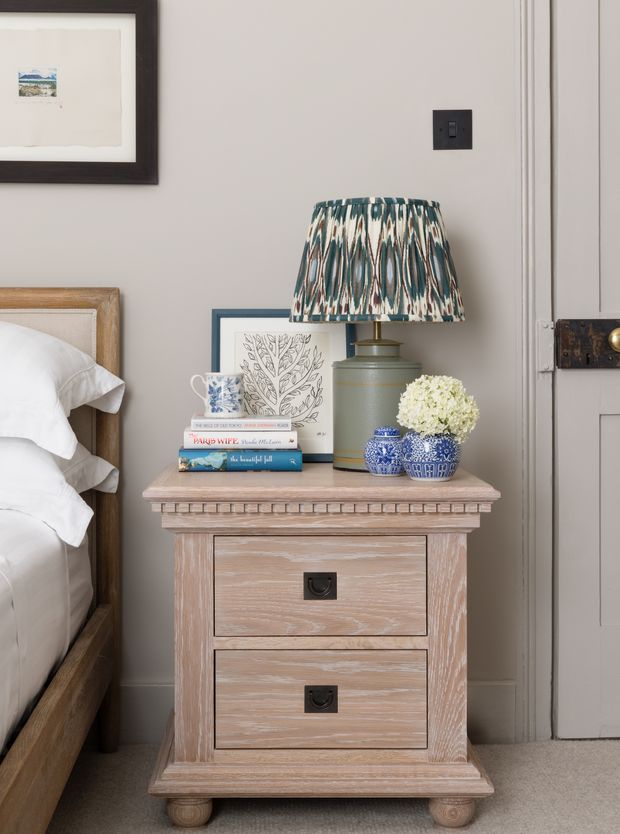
[0,322,125,546]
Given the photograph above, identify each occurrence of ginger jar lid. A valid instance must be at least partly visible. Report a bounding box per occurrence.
[373,426,401,438]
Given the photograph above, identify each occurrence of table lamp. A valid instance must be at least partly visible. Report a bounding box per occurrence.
[290,197,464,470]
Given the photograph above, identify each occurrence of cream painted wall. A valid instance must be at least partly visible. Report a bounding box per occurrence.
[1,0,524,743]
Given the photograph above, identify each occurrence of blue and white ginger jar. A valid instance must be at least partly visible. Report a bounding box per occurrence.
[401,432,460,481]
[364,426,404,476]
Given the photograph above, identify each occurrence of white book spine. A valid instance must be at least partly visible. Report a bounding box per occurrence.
[183,430,298,449]
[190,417,292,431]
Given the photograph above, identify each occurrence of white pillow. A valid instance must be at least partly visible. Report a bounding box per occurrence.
[0,321,125,459]
[0,438,93,546]
[57,442,119,494]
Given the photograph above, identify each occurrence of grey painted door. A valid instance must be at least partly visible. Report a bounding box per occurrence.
[554,0,620,737]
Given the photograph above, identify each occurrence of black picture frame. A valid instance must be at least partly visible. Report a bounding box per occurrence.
[211,309,357,463]
[0,0,158,184]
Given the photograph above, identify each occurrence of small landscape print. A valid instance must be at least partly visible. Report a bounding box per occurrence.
[18,68,57,98]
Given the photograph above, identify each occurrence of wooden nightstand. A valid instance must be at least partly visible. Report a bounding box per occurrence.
[144,464,499,829]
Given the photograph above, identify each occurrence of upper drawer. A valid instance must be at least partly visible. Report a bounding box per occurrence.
[214,535,426,636]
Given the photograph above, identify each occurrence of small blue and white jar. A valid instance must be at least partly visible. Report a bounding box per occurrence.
[364,426,404,476]
[401,432,460,481]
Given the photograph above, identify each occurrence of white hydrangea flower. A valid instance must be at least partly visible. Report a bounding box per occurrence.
[397,375,479,443]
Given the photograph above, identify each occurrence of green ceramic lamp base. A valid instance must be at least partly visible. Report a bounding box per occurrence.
[332,325,421,471]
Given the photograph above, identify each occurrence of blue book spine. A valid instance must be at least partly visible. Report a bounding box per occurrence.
[178,448,303,472]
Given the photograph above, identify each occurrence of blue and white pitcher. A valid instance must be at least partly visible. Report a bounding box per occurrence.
[190,372,245,417]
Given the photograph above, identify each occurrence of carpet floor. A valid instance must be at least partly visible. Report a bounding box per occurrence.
[48,741,620,833]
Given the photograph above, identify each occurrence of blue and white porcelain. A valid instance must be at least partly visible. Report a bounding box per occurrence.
[190,372,245,417]
[364,426,404,476]
[401,431,460,481]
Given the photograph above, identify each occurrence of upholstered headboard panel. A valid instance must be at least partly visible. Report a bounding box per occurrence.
[0,308,97,353]
[0,308,98,453]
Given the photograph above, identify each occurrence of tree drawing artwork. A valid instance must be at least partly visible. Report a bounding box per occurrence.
[239,333,324,427]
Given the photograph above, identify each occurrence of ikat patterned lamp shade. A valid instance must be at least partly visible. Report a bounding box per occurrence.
[291,197,464,323]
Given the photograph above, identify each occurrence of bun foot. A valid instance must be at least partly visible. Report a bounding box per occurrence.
[429,797,476,828]
[166,797,213,828]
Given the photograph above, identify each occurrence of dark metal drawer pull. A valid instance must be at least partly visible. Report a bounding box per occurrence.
[304,685,338,713]
[303,572,337,600]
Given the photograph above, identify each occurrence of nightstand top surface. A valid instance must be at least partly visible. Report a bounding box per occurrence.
[143,463,500,505]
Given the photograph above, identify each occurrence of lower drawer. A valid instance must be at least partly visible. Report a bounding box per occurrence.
[215,650,427,749]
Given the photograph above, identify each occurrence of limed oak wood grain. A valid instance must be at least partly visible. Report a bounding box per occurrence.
[214,535,426,636]
[144,464,500,505]
[429,797,476,827]
[162,511,482,533]
[215,650,427,749]
[145,465,500,828]
[211,746,430,765]
[428,534,468,762]
[175,534,213,762]
[167,798,213,827]
[212,636,429,650]
[151,713,494,799]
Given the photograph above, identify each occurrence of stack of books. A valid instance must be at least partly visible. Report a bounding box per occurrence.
[178,414,303,472]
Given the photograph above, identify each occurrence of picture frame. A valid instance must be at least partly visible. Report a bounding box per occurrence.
[212,309,356,463]
[0,0,157,184]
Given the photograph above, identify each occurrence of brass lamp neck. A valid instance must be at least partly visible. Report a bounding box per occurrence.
[355,320,401,354]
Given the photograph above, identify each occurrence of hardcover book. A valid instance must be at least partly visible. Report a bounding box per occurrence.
[183,429,298,449]
[178,448,303,472]
[190,414,292,431]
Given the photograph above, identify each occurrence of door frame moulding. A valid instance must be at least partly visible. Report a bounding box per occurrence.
[519,0,553,741]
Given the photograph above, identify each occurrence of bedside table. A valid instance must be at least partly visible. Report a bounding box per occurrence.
[144,464,499,829]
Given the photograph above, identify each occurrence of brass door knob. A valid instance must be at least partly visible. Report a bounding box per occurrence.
[609,328,620,353]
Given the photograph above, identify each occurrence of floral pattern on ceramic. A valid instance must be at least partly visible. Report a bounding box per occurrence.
[190,372,245,417]
[401,431,460,481]
[364,426,404,476]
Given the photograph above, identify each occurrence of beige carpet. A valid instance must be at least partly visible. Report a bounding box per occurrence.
[48,741,620,833]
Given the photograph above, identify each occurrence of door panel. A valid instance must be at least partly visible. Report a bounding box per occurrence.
[554,0,620,737]
[554,0,599,318]
[600,416,620,630]
[600,0,620,311]
[556,378,620,736]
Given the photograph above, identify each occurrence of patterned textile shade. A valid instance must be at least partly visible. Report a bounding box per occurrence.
[291,197,464,323]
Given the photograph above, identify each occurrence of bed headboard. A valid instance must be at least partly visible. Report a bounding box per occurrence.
[0,288,121,620]
[0,307,98,451]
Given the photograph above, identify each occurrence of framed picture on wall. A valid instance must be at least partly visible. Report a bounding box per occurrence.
[212,309,356,462]
[0,0,157,184]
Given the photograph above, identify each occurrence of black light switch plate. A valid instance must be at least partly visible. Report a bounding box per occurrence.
[433,110,472,150]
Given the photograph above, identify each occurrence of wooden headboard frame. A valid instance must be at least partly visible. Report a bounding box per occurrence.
[0,287,121,748]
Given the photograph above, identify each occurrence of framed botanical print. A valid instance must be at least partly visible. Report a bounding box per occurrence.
[212,309,356,462]
[0,0,157,184]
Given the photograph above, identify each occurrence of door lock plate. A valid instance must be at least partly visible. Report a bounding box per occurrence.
[555,319,620,368]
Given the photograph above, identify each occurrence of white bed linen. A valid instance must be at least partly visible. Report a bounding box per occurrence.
[0,510,93,753]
